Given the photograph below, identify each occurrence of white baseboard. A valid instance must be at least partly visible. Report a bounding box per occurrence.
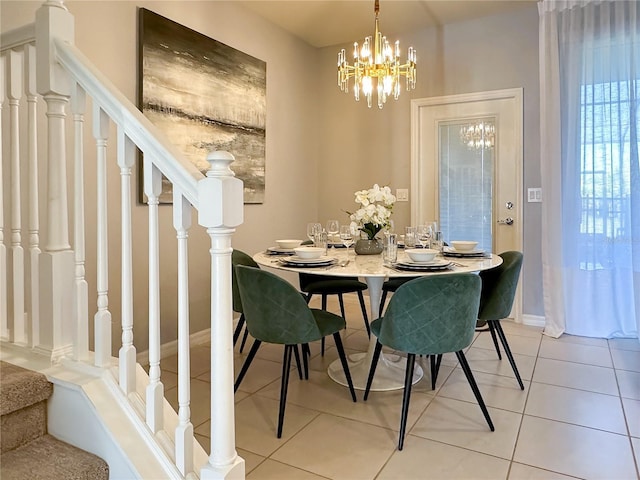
[136,328,212,366]
[521,314,545,328]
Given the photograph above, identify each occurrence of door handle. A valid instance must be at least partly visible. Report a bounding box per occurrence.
[497,217,514,225]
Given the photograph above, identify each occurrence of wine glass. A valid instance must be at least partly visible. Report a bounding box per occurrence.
[417,224,432,249]
[326,219,340,249]
[307,222,322,243]
[340,224,355,257]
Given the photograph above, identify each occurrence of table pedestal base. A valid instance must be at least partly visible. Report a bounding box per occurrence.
[328,351,423,392]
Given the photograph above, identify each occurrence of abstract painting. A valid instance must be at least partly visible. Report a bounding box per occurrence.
[138,8,266,203]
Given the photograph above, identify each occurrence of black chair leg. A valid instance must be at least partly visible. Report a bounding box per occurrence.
[232,314,245,346]
[234,339,261,392]
[320,295,328,356]
[398,353,416,451]
[364,341,383,401]
[293,344,303,380]
[332,332,357,402]
[277,345,293,438]
[487,321,502,360]
[302,343,310,380]
[239,327,250,353]
[456,350,494,431]
[357,291,370,337]
[378,290,388,318]
[493,321,525,390]
[338,293,346,318]
[429,354,442,390]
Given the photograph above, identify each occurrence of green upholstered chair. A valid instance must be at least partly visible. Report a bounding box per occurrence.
[364,274,494,450]
[232,250,305,378]
[378,244,448,317]
[378,277,415,317]
[477,251,524,390]
[298,240,370,341]
[298,273,370,336]
[231,249,259,353]
[234,265,357,438]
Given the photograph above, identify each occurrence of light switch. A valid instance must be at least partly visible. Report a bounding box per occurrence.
[396,189,409,202]
[528,188,542,203]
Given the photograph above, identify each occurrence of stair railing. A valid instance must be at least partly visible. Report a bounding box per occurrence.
[1,1,245,478]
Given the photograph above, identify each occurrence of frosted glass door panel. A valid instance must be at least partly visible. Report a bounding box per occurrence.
[438,121,494,252]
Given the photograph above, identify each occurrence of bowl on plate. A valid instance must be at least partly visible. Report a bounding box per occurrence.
[405,248,438,263]
[293,246,325,259]
[276,239,303,249]
[450,241,478,252]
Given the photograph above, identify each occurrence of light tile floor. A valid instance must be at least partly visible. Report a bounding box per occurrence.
[162,295,640,480]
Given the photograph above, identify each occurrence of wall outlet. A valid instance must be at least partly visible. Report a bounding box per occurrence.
[396,188,409,202]
[527,187,542,203]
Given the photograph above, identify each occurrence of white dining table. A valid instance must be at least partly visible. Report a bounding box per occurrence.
[253,248,503,391]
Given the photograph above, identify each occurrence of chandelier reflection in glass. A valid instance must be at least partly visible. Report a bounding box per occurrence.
[460,121,496,149]
[337,0,417,109]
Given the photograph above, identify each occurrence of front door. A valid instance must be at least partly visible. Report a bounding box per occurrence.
[410,88,523,320]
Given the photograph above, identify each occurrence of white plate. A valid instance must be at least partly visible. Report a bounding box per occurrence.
[397,258,450,267]
[267,246,295,254]
[392,261,452,271]
[443,246,485,255]
[283,255,333,264]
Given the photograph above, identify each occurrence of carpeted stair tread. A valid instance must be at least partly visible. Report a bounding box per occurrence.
[1,434,109,480]
[1,400,48,453]
[0,361,52,415]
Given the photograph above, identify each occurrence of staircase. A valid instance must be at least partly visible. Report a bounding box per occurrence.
[1,1,245,478]
[0,361,109,479]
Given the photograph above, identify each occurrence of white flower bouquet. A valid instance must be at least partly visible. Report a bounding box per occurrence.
[348,184,396,240]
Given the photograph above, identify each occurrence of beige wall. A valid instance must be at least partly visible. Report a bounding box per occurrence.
[1,1,543,354]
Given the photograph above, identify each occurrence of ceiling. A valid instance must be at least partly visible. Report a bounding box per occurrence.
[236,0,537,48]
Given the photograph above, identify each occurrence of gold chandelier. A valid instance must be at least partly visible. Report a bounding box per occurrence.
[337,0,417,109]
[460,121,496,149]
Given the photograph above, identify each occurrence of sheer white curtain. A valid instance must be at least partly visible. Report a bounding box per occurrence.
[539,0,640,339]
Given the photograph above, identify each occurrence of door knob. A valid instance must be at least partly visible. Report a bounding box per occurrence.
[497,217,514,225]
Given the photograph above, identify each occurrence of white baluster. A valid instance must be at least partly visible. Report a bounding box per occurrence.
[71,82,88,361]
[93,105,111,367]
[174,190,193,476]
[25,43,40,348]
[0,54,7,341]
[199,151,245,480]
[118,129,136,393]
[8,49,25,344]
[145,159,163,432]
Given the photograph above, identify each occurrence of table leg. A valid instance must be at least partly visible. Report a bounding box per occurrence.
[327,276,423,391]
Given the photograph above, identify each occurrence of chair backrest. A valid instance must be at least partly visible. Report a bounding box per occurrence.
[478,251,523,321]
[379,273,482,355]
[235,265,323,344]
[231,249,260,314]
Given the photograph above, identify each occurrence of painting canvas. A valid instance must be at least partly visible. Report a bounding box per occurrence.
[138,8,266,203]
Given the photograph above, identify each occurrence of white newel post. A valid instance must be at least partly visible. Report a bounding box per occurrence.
[198,151,245,480]
[35,1,75,361]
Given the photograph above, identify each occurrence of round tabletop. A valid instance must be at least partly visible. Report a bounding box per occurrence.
[253,248,502,279]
